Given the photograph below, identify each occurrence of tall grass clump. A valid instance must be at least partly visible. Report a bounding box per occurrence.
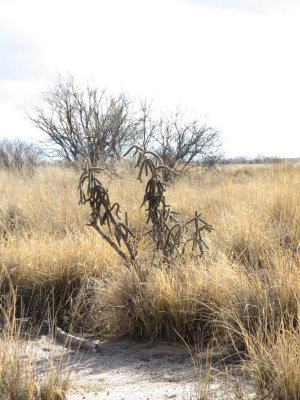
[0,333,69,400]
[0,273,70,400]
[249,323,300,400]
[84,260,244,342]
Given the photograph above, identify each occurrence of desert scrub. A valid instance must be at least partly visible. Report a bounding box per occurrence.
[1,161,300,345]
[0,138,42,174]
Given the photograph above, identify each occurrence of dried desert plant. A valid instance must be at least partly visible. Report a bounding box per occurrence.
[78,145,213,269]
[78,159,138,268]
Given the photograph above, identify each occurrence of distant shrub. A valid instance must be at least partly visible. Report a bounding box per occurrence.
[0,138,43,173]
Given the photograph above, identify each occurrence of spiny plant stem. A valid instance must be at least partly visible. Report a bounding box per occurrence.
[78,159,139,269]
[124,145,213,262]
[78,146,213,270]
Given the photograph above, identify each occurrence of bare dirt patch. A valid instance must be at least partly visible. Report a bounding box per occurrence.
[29,336,255,400]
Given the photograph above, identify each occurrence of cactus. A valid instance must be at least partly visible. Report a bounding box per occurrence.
[78,147,213,269]
[78,159,138,268]
[125,145,213,263]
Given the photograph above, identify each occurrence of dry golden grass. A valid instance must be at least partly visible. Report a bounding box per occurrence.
[0,274,70,399]
[0,333,69,400]
[1,161,300,398]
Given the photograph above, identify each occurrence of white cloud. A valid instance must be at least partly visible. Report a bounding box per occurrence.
[182,0,264,12]
[181,0,300,14]
[0,28,36,80]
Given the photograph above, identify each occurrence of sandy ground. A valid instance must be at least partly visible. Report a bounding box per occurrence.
[31,335,255,400]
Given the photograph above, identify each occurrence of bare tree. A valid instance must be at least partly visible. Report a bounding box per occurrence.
[26,76,137,165]
[26,75,221,170]
[136,108,222,174]
[135,100,158,151]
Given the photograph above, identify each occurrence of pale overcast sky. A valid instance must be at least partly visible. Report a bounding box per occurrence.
[1,0,300,158]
